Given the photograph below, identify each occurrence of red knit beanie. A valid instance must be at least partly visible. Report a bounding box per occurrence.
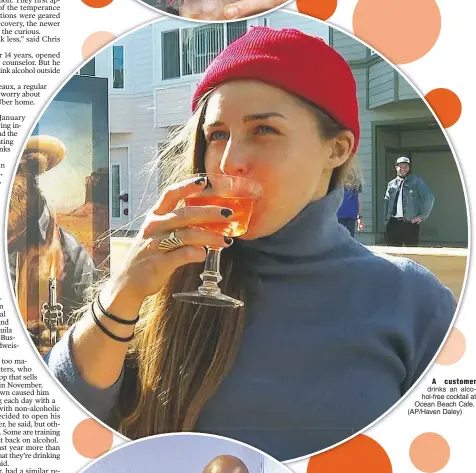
[192,27,360,154]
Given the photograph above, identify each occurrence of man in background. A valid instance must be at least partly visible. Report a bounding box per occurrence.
[384,156,435,247]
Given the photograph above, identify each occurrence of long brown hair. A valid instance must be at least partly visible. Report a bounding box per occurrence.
[116,93,354,439]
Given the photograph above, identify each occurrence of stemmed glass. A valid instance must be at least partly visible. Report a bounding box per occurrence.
[173,173,262,308]
[179,0,234,20]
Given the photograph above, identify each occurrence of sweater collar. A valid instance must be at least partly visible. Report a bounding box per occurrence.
[236,187,349,262]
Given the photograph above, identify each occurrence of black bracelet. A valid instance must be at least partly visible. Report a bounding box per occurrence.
[96,295,139,325]
[91,302,134,343]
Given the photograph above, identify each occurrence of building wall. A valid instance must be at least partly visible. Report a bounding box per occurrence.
[368,61,395,108]
[398,74,420,101]
[108,95,168,223]
[95,26,155,96]
[331,29,367,61]
[264,10,329,38]
[95,26,165,228]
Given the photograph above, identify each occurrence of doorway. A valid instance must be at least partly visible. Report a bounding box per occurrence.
[110,146,131,230]
[375,123,467,247]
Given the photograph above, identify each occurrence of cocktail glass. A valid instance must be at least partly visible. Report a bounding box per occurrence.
[173,173,262,308]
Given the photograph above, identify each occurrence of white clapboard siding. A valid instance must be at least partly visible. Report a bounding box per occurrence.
[264,10,329,41]
[332,30,368,62]
[110,94,169,225]
[368,59,396,108]
[154,84,194,127]
[95,26,154,96]
[398,74,420,101]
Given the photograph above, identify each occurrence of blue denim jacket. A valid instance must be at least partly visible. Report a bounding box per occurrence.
[384,174,435,224]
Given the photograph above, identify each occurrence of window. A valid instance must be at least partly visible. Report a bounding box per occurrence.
[162,30,180,80]
[227,21,248,45]
[182,25,224,75]
[370,48,378,57]
[113,46,124,89]
[111,164,121,218]
[162,22,248,80]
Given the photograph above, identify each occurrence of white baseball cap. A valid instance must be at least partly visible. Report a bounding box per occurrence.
[396,156,410,165]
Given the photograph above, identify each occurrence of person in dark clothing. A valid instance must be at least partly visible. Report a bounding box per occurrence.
[384,156,435,247]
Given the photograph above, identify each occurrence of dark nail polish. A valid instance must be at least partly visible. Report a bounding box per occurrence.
[194,177,206,185]
[221,208,233,218]
[224,237,233,245]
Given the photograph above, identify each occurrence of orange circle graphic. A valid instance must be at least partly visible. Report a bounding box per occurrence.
[297,0,338,21]
[307,435,392,473]
[409,433,450,472]
[435,327,466,365]
[72,419,113,459]
[82,31,117,60]
[425,88,462,129]
[81,0,114,7]
[353,0,441,64]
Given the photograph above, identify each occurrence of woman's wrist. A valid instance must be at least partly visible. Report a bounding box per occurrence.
[99,279,145,322]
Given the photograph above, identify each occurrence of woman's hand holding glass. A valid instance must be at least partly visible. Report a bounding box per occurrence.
[100,176,236,317]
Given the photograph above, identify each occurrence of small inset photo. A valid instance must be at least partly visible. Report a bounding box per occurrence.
[140,0,290,21]
[81,434,285,473]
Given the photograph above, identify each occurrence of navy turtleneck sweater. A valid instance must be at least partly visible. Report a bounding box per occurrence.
[45,188,456,460]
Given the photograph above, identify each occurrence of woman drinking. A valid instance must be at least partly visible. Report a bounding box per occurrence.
[45,27,456,460]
